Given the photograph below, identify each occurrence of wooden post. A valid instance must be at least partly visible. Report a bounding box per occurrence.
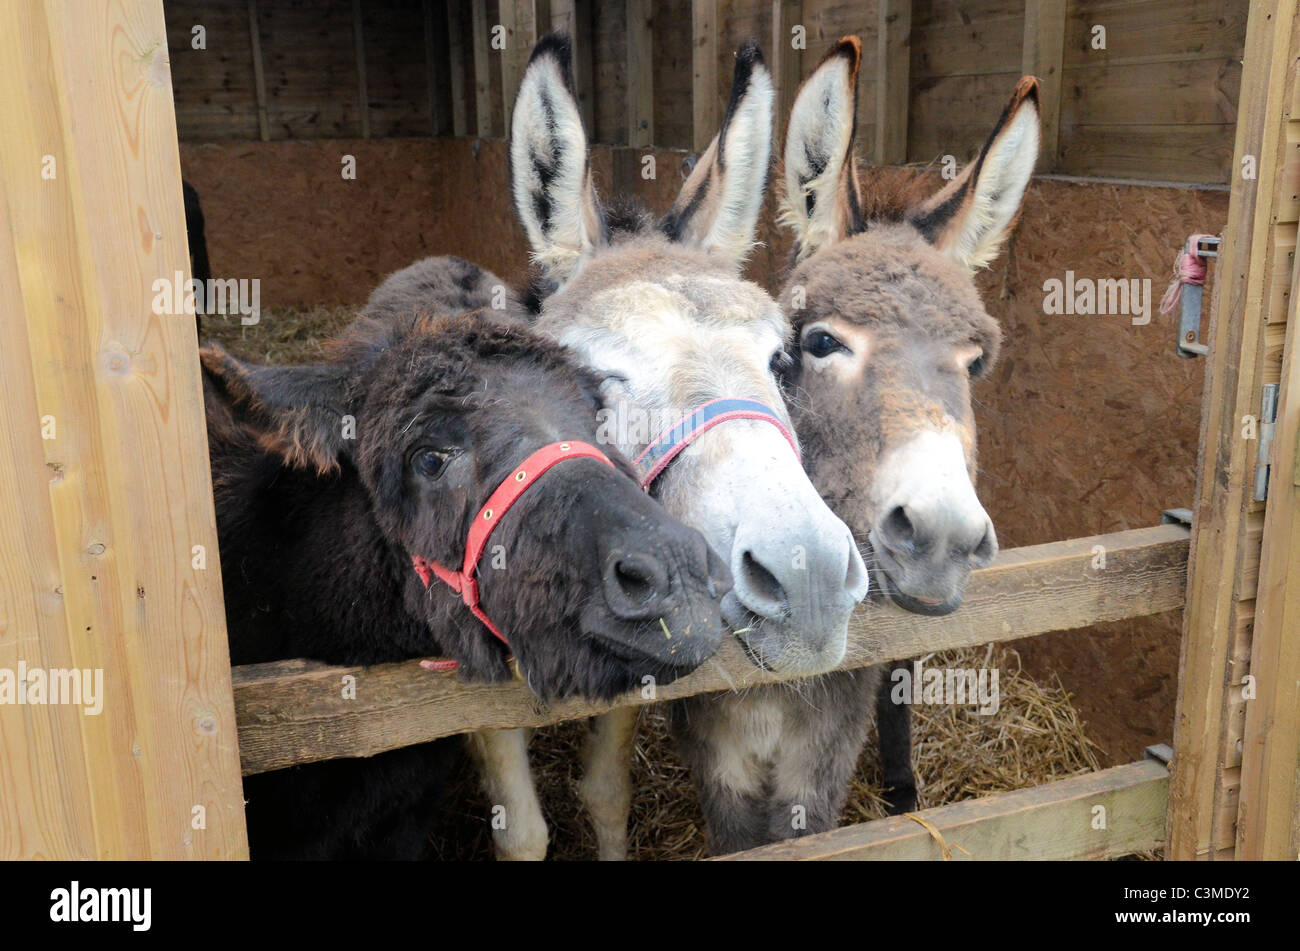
[501,1,550,134]
[472,0,493,138]
[1168,0,1300,861]
[1021,0,1065,171]
[0,0,247,858]
[874,0,911,165]
[626,0,654,147]
[247,0,270,141]
[692,0,719,153]
[425,0,452,136]
[352,0,370,138]
[447,0,469,136]
[1237,37,1300,859]
[770,1,803,146]
[551,0,594,132]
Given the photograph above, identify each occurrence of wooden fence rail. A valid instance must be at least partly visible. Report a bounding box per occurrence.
[716,757,1170,860]
[233,524,1189,775]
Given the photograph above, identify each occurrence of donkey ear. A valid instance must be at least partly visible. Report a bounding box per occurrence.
[662,42,774,265]
[200,345,353,474]
[912,77,1040,271]
[510,33,604,284]
[779,36,863,260]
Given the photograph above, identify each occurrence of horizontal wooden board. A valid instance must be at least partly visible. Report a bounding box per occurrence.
[1058,123,1235,184]
[232,525,1189,775]
[1064,0,1250,69]
[714,758,1169,859]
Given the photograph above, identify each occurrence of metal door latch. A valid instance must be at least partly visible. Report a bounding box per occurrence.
[1165,234,1221,358]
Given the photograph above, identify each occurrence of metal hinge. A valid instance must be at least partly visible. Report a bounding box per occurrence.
[1253,383,1280,502]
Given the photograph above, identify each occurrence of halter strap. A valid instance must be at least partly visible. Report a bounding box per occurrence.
[632,397,800,490]
[411,440,613,645]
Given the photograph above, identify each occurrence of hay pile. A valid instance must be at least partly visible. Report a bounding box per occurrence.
[432,645,1103,861]
[209,309,1107,861]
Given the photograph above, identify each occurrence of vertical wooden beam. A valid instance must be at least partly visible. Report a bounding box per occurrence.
[626,0,654,147]
[447,0,469,136]
[471,0,493,137]
[1240,215,1300,861]
[1168,0,1299,861]
[247,0,270,141]
[771,1,803,146]
[425,0,452,136]
[1236,12,1300,861]
[551,0,594,132]
[692,0,719,153]
[501,1,550,134]
[352,0,370,138]
[874,0,911,165]
[0,0,247,858]
[1021,0,1065,170]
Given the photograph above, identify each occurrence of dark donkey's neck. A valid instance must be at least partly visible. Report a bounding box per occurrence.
[211,435,439,669]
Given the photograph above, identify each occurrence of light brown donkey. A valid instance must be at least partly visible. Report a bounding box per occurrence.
[668,38,1040,853]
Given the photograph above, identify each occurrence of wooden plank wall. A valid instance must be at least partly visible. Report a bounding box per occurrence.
[0,0,247,858]
[164,0,1248,184]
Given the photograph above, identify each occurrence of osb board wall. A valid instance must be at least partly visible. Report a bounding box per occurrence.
[165,0,1246,184]
[181,138,1227,764]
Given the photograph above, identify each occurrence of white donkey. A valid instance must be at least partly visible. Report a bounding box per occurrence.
[494,34,869,859]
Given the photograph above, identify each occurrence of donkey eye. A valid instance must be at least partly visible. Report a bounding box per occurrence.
[802,329,847,359]
[411,448,453,480]
[967,354,987,377]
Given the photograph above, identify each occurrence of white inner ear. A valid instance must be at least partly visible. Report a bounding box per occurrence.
[510,55,595,284]
[949,104,1039,271]
[780,59,854,257]
[702,63,774,263]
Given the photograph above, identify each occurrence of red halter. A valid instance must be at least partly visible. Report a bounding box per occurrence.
[411,440,613,645]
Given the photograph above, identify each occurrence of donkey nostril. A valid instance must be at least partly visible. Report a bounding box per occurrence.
[970,523,997,566]
[882,506,915,548]
[613,559,657,605]
[739,551,787,613]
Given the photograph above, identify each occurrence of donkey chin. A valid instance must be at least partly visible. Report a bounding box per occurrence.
[866,521,998,617]
[576,595,729,695]
[721,596,851,675]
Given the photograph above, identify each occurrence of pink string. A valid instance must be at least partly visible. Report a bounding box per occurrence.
[1159,233,1215,315]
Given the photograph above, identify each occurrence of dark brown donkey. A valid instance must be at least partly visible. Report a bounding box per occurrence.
[203,300,730,858]
[670,38,1039,853]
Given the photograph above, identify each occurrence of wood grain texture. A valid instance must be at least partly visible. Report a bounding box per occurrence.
[1168,0,1298,861]
[714,759,1169,860]
[625,0,653,147]
[692,0,719,153]
[232,526,1189,775]
[0,0,246,858]
[1238,71,1300,858]
[1022,0,1065,170]
[875,0,911,165]
[770,1,803,146]
[472,0,493,137]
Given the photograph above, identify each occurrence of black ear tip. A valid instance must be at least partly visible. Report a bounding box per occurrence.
[736,39,765,68]
[529,31,573,70]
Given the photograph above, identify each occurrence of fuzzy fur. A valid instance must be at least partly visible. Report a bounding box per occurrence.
[208,266,729,858]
